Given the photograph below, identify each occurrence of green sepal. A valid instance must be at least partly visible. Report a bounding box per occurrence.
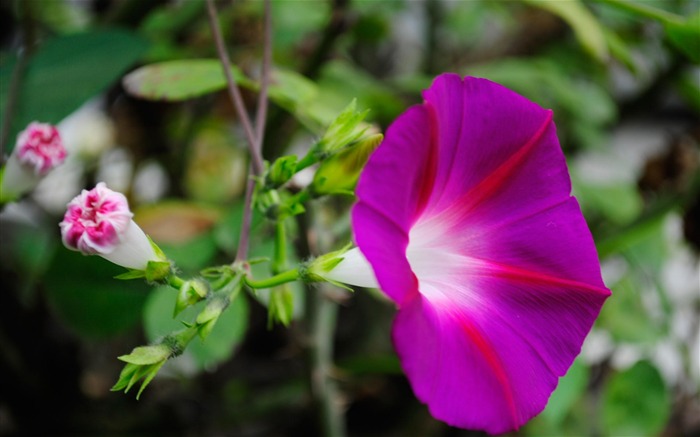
[114,269,147,280]
[117,344,171,365]
[195,295,229,340]
[111,361,166,400]
[148,235,168,262]
[135,361,166,399]
[145,260,171,282]
[267,285,294,328]
[0,165,20,205]
[301,243,352,283]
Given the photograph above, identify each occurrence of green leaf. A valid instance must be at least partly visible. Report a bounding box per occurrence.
[665,12,700,63]
[44,250,151,338]
[598,275,663,343]
[122,60,319,128]
[573,180,644,226]
[0,29,148,150]
[602,361,671,436]
[523,0,609,62]
[143,286,249,370]
[542,360,590,425]
[122,59,252,101]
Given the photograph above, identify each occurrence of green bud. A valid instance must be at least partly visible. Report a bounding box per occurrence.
[256,188,305,220]
[310,133,383,196]
[266,155,298,188]
[174,278,210,316]
[315,99,370,157]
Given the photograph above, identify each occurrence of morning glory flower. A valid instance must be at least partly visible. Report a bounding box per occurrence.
[60,182,159,271]
[1,122,67,202]
[327,74,610,433]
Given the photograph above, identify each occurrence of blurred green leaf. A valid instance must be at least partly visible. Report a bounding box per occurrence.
[0,29,148,150]
[183,119,248,203]
[122,60,321,130]
[122,59,251,101]
[602,360,671,436]
[143,285,248,370]
[44,250,151,338]
[573,178,644,226]
[665,11,700,63]
[674,68,700,112]
[598,274,663,343]
[541,359,590,425]
[524,0,609,62]
[310,60,404,128]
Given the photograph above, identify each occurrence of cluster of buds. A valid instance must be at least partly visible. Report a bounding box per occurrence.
[1,122,67,202]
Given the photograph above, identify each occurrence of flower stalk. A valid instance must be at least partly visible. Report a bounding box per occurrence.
[244,268,299,289]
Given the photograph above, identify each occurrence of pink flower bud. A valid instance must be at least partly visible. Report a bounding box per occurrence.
[60,182,158,270]
[15,122,66,175]
[1,122,68,202]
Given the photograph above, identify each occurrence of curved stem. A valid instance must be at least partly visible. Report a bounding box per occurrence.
[205,0,265,176]
[254,0,272,151]
[245,268,299,289]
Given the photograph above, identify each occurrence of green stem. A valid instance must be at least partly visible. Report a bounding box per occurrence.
[296,151,319,173]
[273,220,287,274]
[168,325,199,356]
[598,0,684,25]
[167,274,185,289]
[245,268,299,289]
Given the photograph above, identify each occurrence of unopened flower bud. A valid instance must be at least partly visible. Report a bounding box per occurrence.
[315,99,370,157]
[1,122,67,202]
[59,182,164,270]
[266,155,297,188]
[175,278,210,316]
[310,133,383,196]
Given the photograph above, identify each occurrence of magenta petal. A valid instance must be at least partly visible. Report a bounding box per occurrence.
[353,104,437,303]
[393,267,608,434]
[352,74,610,432]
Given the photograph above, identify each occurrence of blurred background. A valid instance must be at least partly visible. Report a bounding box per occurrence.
[0,0,698,436]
